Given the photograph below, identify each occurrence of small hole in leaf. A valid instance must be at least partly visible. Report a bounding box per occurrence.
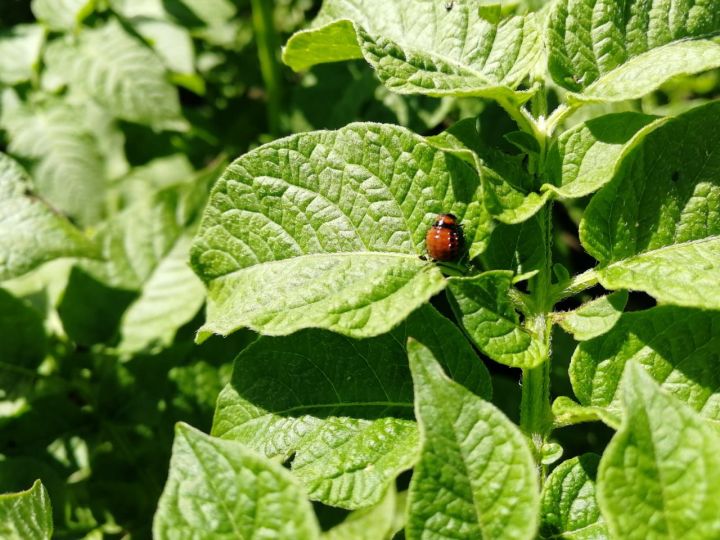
[283,451,297,469]
[671,171,680,183]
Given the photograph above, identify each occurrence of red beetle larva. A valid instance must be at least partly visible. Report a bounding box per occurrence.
[425,213,464,262]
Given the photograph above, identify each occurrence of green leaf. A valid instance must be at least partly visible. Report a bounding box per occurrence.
[0,152,97,281]
[0,94,108,225]
[283,1,542,102]
[556,290,627,341]
[178,0,237,28]
[481,152,551,224]
[322,487,396,540]
[0,289,47,420]
[118,235,205,353]
[57,266,137,346]
[1,259,73,340]
[153,423,321,540]
[213,305,491,509]
[449,271,548,368]
[43,20,183,129]
[191,123,488,339]
[87,194,182,289]
[481,215,547,276]
[169,360,234,418]
[0,480,53,540]
[107,0,167,19]
[84,185,206,350]
[0,24,44,85]
[597,363,720,540]
[571,306,720,426]
[551,396,620,430]
[110,0,240,48]
[430,118,548,225]
[31,0,94,31]
[0,288,47,369]
[540,442,563,466]
[540,454,608,540]
[131,19,197,78]
[580,102,720,309]
[544,113,666,199]
[114,154,195,206]
[406,339,539,540]
[547,0,720,102]
[504,130,541,154]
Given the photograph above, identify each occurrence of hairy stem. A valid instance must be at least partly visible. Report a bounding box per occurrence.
[554,267,599,301]
[520,83,555,463]
[521,204,554,451]
[251,0,282,136]
[520,352,552,449]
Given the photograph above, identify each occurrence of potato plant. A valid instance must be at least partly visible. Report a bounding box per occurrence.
[1,0,720,539]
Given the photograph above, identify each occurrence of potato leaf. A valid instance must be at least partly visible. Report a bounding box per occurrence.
[191,123,489,339]
[581,102,720,309]
[548,0,720,102]
[283,0,542,103]
[406,339,539,540]
[597,363,720,540]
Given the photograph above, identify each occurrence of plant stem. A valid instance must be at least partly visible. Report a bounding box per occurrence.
[520,82,556,460]
[520,354,552,448]
[250,0,282,136]
[521,204,554,452]
[554,267,599,301]
[544,103,575,136]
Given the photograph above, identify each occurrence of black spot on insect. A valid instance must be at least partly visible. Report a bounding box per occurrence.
[445,1,454,11]
[671,171,680,183]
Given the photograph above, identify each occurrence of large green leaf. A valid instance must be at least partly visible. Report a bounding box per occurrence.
[0,480,53,540]
[213,305,491,509]
[597,363,720,540]
[0,153,96,281]
[31,0,93,31]
[283,1,541,103]
[540,454,607,540]
[153,423,321,540]
[0,24,44,85]
[544,113,666,199]
[0,97,108,225]
[406,339,539,540]
[449,271,548,368]
[571,306,720,427]
[547,0,720,102]
[191,123,488,339]
[580,102,720,309]
[43,20,183,129]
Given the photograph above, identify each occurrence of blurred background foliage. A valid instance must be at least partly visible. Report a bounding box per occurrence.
[0,0,718,538]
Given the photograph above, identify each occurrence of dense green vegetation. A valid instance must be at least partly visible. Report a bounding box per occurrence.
[1,1,719,539]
